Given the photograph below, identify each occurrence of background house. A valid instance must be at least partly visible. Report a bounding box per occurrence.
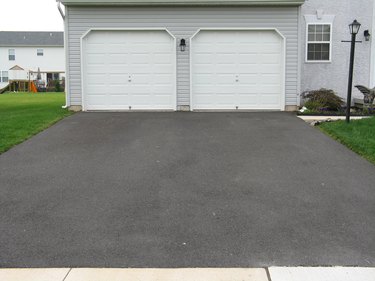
[0,31,65,91]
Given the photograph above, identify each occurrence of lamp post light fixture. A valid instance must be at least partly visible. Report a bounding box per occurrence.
[179,39,186,52]
[345,19,361,123]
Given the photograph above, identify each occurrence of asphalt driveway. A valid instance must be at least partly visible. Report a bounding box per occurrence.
[0,112,374,267]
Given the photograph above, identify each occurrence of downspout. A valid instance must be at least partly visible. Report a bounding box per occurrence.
[57,1,69,109]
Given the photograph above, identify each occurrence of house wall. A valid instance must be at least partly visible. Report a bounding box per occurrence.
[371,2,375,87]
[0,46,65,89]
[300,0,374,101]
[65,6,300,109]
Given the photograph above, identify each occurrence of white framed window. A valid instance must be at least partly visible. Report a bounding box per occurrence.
[306,23,332,62]
[8,49,15,61]
[1,71,9,83]
[37,49,44,56]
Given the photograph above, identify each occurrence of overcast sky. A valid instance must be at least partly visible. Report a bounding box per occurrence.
[0,0,64,31]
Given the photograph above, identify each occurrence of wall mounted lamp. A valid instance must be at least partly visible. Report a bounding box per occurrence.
[364,30,371,41]
[179,39,186,52]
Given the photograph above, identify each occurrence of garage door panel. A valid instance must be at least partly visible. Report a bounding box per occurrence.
[238,75,260,85]
[152,64,174,74]
[237,94,258,105]
[215,75,237,84]
[154,54,173,64]
[260,94,280,106]
[260,85,281,93]
[237,54,258,64]
[260,64,281,74]
[237,85,258,94]
[236,44,258,53]
[86,95,108,106]
[86,74,105,83]
[192,85,214,94]
[132,75,153,84]
[215,54,237,63]
[107,45,127,54]
[152,95,174,105]
[260,54,281,64]
[261,44,282,53]
[153,44,174,52]
[86,45,106,53]
[194,43,214,53]
[83,30,175,110]
[109,73,128,81]
[194,96,216,107]
[194,74,214,84]
[192,30,283,110]
[86,85,107,94]
[193,54,214,64]
[216,94,236,104]
[129,54,151,64]
[110,95,131,106]
[107,66,129,75]
[154,74,174,84]
[108,54,128,64]
[87,54,106,64]
[259,74,281,84]
[216,64,237,73]
[193,65,216,74]
[237,65,258,74]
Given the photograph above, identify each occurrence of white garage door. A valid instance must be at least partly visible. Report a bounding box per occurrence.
[191,30,284,110]
[82,30,176,111]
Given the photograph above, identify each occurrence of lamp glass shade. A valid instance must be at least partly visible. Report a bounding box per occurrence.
[349,20,361,35]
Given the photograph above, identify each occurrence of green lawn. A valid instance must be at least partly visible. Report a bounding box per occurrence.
[319,117,375,164]
[0,92,73,154]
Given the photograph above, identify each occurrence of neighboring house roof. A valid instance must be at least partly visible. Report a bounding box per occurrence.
[0,32,64,47]
[9,65,24,70]
[59,0,304,6]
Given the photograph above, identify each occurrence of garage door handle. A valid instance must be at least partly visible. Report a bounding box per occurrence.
[128,76,132,82]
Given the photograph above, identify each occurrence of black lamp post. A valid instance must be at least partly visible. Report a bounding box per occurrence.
[345,19,361,123]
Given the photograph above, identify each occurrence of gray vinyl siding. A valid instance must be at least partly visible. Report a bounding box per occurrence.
[66,6,299,107]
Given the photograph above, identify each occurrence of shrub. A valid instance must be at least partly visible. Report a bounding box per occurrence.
[304,100,324,111]
[54,80,62,92]
[304,88,344,111]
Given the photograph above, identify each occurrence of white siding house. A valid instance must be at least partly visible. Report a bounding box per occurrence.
[0,32,65,90]
[58,0,375,111]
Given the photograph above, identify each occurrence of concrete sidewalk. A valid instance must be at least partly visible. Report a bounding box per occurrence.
[1,268,375,281]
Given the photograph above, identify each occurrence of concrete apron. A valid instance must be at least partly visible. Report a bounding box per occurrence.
[297,115,371,122]
[1,268,375,281]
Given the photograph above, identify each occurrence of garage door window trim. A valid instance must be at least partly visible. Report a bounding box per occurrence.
[80,28,177,111]
[189,28,286,111]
